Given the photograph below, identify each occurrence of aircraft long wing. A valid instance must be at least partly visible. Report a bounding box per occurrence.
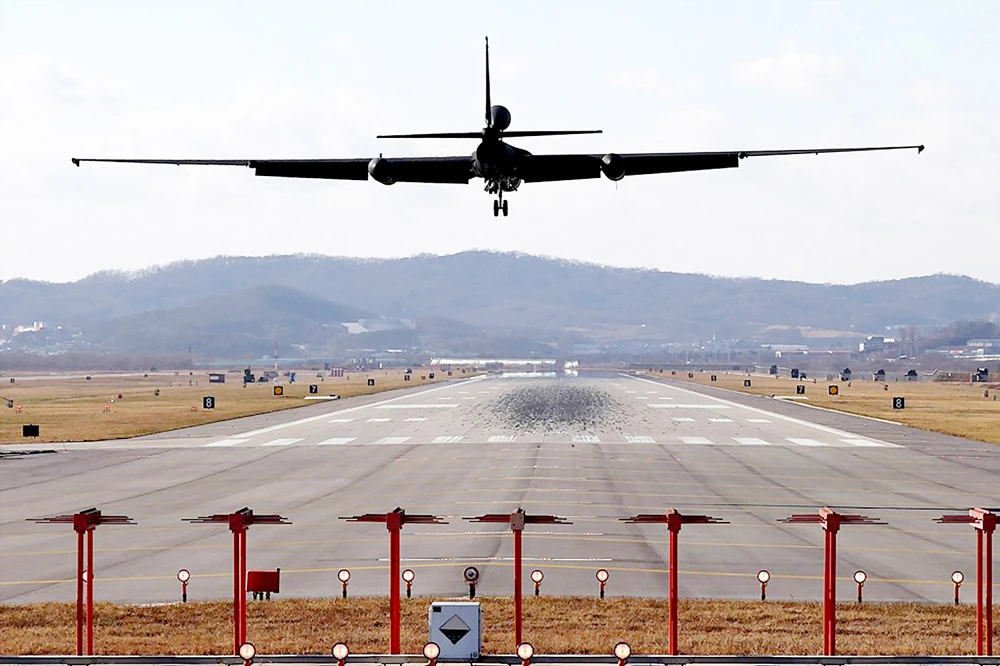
[517,145,924,183]
[70,156,475,184]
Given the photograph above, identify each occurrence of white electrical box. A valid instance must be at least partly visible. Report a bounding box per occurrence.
[428,601,481,661]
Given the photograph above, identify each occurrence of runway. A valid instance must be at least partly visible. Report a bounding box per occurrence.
[2,373,998,605]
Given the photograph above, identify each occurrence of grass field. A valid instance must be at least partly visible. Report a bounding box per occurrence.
[1,597,997,656]
[661,371,1000,446]
[0,368,466,445]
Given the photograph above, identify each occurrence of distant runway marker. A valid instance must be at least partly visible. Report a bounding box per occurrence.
[376,436,411,445]
[203,438,247,447]
[261,438,302,447]
[316,437,356,446]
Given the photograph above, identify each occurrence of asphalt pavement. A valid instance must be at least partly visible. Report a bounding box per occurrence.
[2,373,998,605]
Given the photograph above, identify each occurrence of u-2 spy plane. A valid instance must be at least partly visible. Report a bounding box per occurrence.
[72,38,923,217]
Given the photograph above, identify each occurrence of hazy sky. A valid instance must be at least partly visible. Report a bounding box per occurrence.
[2,1,997,285]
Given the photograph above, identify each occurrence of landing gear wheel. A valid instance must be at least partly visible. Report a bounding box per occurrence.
[493,200,500,217]
[502,200,508,217]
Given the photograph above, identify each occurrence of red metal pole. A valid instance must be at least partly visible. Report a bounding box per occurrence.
[668,526,679,656]
[389,520,401,654]
[240,529,248,647]
[829,528,837,656]
[822,530,829,655]
[233,530,240,654]
[76,530,84,656]
[514,527,523,647]
[86,528,94,655]
[986,528,993,656]
[978,529,984,655]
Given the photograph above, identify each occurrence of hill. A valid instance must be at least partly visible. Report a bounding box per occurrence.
[2,252,999,356]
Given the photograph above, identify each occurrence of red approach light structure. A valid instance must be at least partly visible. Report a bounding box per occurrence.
[935,507,996,655]
[342,507,446,654]
[622,509,726,655]
[779,508,885,656]
[183,508,290,654]
[466,508,571,646]
[29,508,135,655]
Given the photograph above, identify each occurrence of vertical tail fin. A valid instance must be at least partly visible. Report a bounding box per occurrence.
[485,36,492,127]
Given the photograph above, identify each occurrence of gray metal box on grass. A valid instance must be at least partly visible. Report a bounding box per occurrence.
[428,601,481,661]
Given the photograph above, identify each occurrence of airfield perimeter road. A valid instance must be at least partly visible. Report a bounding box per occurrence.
[2,373,999,605]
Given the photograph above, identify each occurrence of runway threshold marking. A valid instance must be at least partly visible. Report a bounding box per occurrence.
[203,438,248,447]
[376,436,411,445]
[316,437,356,446]
[733,437,772,446]
[628,374,903,447]
[787,438,828,447]
[432,436,464,444]
[232,377,483,438]
[680,437,712,445]
[260,438,302,447]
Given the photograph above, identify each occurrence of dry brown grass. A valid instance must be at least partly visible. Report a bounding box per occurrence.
[663,371,1000,446]
[0,369,471,445]
[1,597,996,656]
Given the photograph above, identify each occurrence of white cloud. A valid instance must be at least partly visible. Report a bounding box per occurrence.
[911,81,950,104]
[605,68,667,94]
[738,44,843,96]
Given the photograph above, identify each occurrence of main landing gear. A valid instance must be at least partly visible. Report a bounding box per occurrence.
[493,193,509,217]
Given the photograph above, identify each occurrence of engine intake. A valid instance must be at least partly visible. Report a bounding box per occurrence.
[601,153,626,181]
[368,158,395,185]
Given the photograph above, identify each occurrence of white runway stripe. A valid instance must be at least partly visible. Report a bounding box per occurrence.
[680,436,712,445]
[708,418,733,423]
[316,437,356,446]
[650,404,730,409]
[671,417,695,422]
[432,436,464,444]
[376,436,411,445]
[367,418,392,423]
[625,435,656,443]
[787,438,828,447]
[327,418,355,423]
[746,418,772,423]
[375,404,458,409]
[405,417,428,422]
[733,437,771,446]
[488,435,516,443]
[843,438,898,448]
[204,438,248,447]
[261,438,302,447]
[572,435,600,443]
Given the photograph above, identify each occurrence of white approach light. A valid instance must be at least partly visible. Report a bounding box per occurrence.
[332,642,350,662]
[757,569,770,584]
[177,569,191,583]
[530,569,544,584]
[402,569,415,583]
[952,571,965,585]
[338,569,351,583]
[854,570,867,585]
[423,642,441,661]
[516,642,535,661]
[614,642,632,661]
[596,569,610,583]
[238,642,256,662]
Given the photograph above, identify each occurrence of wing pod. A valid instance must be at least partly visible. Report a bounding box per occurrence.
[601,153,626,181]
[368,158,395,185]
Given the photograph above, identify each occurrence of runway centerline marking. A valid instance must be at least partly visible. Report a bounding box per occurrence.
[327,418,355,423]
[680,437,712,445]
[405,417,428,422]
